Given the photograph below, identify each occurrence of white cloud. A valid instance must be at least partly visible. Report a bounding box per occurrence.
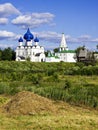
[0,18,8,24]
[0,30,16,40]
[0,30,20,48]
[12,13,55,29]
[91,38,98,42]
[31,32,98,50]
[32,31,61,43]
[0,29,98,50]
[0,3,21,25]
[0,3,21,17]
[0,29,98,45]
[76,35,98,44]
[66,35,97,43]
[32,31,74,44]
[77,35,91,42]
[79,35,91,39]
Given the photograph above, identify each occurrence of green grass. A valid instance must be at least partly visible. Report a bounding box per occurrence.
[0,75,98,108]
[0,62,98,113]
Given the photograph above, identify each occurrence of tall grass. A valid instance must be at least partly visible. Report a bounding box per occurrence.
[0,61,98,108]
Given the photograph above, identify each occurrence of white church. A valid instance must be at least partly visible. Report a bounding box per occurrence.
[16,28,45,62]
[16,28,76,62]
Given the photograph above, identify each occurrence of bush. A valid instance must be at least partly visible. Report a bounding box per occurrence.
[0,82,9,94]
[64,79,72,89]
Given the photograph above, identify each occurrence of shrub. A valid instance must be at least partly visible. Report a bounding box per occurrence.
[0,82,9,94]
[64,79,72,89]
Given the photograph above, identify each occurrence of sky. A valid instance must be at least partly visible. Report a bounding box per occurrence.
[0,0,98,51]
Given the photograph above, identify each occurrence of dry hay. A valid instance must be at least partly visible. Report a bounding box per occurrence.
[3,91,57,115]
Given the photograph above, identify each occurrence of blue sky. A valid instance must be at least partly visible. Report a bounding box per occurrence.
[0,0,98,50]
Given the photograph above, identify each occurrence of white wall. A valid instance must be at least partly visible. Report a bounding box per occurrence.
[55,52,76,62]
[45,57,60,62]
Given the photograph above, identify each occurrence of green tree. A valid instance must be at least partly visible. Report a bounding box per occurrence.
[12,50,16,60]
[96,45,98,50]
[53,48,59,53]
[2,47,13,61]
[45,51,48,57]
[0,49,2,60]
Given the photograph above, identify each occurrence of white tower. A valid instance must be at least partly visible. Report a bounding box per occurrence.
[59,33,68,51]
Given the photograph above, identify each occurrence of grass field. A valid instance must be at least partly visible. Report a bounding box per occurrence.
[0,94,98,130]
[0,62,98,129]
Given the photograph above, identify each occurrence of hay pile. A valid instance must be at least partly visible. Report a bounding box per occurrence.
[4,91,57,115]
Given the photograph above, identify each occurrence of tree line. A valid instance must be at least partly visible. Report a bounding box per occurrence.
[0,47,15,61]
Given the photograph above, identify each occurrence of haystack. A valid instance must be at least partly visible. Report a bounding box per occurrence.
[4,91,57,115]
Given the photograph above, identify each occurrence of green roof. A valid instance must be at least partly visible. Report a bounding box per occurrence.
[59,50,75,53]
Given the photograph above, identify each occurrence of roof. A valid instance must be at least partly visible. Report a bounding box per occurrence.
[47,52,59,59]
[60,33,67,48]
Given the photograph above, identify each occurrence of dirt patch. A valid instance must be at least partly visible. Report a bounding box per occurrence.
[3,91,57,115]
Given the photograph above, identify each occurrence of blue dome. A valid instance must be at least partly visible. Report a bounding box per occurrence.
[34,37,39,42]
[18,37,23,42]
[26,37,31,41]
[24,28,34,41]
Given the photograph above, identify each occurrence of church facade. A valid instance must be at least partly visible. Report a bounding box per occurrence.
[16,28,76,62]
[16,28,45,62]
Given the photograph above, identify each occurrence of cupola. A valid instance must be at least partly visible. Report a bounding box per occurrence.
[34,36,39,45]
[34,37,39,42]
[18,37,23,42]
[24,28,34,41]
[18,37,23,46]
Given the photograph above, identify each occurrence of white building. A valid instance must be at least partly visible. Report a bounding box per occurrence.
[46,33,76,62]
[16,28,45,62]
[45,51,60,62]
[16,29,76,62]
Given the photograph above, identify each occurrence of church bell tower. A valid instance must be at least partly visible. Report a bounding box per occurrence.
[59,33,68,51]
